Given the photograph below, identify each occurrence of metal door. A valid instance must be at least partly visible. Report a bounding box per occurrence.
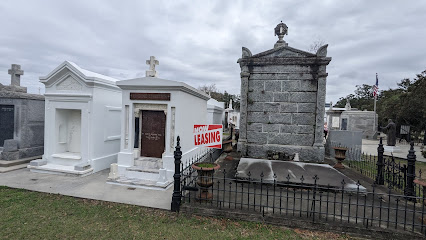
[0,105,14,147]
[141,110,166,158]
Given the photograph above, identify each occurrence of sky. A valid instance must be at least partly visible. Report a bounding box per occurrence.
[1,0,425,104]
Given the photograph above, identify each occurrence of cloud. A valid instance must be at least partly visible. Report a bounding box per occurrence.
[0,0,425,102]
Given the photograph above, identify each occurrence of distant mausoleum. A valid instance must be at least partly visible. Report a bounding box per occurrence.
[0,64,44,162]
[326,99,378,139]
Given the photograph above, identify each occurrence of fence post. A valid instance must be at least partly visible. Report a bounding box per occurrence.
[171,136,182,212]
[404,141,416,197]
[375,137,385,185]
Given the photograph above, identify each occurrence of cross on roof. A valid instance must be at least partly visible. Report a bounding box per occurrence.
[146,56,159,77]
[8,64,24,86]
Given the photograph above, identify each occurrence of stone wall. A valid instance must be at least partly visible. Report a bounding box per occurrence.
[237,24,331,162]
[325,130,362,160]
[340,111,377,139]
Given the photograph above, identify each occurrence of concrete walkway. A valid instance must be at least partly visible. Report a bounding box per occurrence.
[0,168,173,210]
[362,139,426,162]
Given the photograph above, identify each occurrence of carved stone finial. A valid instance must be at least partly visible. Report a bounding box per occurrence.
[345,99,351,111]
[316,44,328,57]
[146,56,159,77]
[242,47,252,58]
[274,21,289,48]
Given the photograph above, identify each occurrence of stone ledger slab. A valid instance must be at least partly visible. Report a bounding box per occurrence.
[236,158,366,192]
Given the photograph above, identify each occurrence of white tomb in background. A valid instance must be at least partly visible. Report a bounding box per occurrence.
[207,98,225,125]
[225,100,240,129]
[108,56,209,189]
[28,61,122,176]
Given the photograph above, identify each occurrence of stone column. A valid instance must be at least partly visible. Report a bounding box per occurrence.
[237,72,250,156]
[313,66,327,147]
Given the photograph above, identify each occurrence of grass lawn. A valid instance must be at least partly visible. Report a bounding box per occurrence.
[0,186,350,240]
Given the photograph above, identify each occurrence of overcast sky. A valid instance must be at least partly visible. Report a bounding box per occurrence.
[1,0,425,104]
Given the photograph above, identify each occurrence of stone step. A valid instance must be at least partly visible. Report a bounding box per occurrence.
[0,163,28,173]
[28,163,93,176]
[51,152,82,160]
[127,166,160,173]
[134,157,162,169]
[0,155,41,167]
[107,176,173,189]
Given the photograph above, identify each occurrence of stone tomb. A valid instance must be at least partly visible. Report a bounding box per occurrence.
[28,61,122,176]
[236,158,366,192]
[207,98,225,125]
[237,22,331,162]
[0,64,44,170]
[109,56,210,189]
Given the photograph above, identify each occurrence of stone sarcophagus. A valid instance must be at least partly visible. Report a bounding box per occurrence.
[237,22,331,162]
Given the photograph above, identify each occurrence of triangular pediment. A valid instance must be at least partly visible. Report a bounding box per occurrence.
[55,75,83,91]
[252,46,316,58]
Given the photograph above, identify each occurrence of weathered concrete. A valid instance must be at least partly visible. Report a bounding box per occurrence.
[236,158,366,191]
[1,64,44,163]
[340,110,378,139]
[237,23,331,162]
[325,130,363,160]
[0,168,172,210]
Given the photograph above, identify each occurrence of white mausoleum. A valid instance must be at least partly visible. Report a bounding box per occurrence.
[109,56,209,189]
[207,98,225,125]
[29,61,122,176]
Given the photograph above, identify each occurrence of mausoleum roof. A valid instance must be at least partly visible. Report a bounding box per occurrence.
[40,61,120,89]
[117,77,210,100]
[66,61,119,83]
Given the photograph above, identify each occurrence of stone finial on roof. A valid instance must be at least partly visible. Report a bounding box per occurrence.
[146,56,159,77]
[274,21,289,48]
[8,64,24,86]
[345,99,351,111]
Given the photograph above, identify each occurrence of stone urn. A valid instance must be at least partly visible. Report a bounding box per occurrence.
[333,147,348,169]
[192,162,220,200]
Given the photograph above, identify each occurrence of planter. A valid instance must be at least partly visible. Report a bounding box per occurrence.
[192,162,220,200]
[333,147,348,169]
[414,178,426,205]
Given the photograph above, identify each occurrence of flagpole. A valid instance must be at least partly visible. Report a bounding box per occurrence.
[374,94,377,133]
[373,73,378,134]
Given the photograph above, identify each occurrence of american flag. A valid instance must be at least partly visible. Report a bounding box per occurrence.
[373,73,379,97]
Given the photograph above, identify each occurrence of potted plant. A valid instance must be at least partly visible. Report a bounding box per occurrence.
[192,162,220,200]
[333,146,348,169]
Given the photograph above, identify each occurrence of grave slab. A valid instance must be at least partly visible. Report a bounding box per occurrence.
[236,158,366,192]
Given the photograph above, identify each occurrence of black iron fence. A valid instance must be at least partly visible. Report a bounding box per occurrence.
[346,139,424,197]
[171,137,426,236]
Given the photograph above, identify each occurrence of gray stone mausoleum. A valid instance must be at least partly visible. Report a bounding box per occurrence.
[237,22,331,162]
[0,64,44,161]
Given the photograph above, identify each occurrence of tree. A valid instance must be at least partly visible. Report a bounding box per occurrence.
[309,38,326,53]
[334,84,374,111]
[198,84,240,111]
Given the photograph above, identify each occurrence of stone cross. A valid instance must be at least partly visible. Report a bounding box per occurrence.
[8,64,24,86]
[146,56,159,77]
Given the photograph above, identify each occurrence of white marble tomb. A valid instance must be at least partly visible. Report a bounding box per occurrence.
[207,98,225,125]
[28,61,122,176]
[108,56,210,189]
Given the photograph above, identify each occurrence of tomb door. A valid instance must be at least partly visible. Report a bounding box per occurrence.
[0,105,14,147]
[341,118,348,131]
[141,110,166,158]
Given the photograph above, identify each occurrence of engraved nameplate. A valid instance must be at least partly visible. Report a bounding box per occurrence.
[130,93,170,101]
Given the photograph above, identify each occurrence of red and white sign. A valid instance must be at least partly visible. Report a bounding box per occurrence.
[193,124,223,149]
